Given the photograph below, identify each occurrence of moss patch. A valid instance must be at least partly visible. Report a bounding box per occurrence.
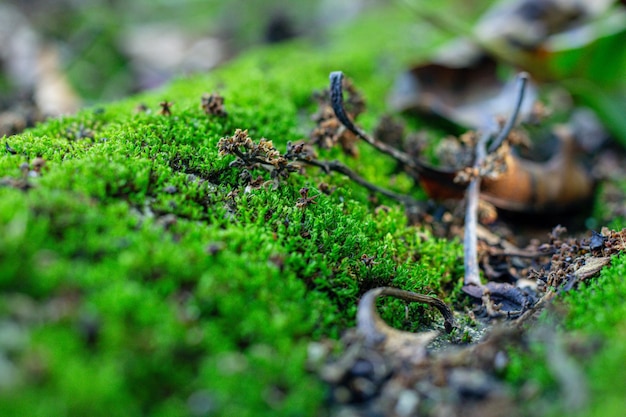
[0,5,465,416]
[2,3,626,417]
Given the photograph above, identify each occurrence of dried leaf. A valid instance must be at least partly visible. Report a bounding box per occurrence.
[389,56,538,129]
[480,126,595,213]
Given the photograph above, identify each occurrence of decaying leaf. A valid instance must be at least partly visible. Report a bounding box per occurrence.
[388,55,538,129]
[324,72,593,218]
[400,0,626,144]
[480,125,595,213]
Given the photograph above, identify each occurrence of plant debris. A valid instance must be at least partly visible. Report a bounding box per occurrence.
[300,70,623,416]
[5,141,18,155]
[216,60,623,416]
[388,55,538,129]
[218,129,305,188]
[159,100,174,116]
[201,92,227,117]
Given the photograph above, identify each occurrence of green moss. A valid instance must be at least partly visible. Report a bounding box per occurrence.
[2,2,625,416]
[561,254,626,416]
[0,5,466,416]
[503,253,626,417]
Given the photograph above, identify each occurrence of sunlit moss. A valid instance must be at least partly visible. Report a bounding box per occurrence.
[0,5,463,416]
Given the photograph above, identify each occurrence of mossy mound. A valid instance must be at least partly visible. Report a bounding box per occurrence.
[0,7,463,416]
[2,4,626,417]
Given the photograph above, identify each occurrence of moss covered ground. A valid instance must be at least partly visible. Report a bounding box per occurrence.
[0,4,625,417]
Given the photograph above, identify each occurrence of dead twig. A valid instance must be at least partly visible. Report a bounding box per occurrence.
[463,131,491,288]
[357,287,456,351]
[330,71,418,170]
[5,142,18,155]
[303,158,422,207]
[463,73,529,293]
[487,72,529,153]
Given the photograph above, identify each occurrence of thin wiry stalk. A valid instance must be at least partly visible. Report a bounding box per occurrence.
[488,72,529,153]
[463,130,491,287]
[329,71,418,169]
[302,158,422,207]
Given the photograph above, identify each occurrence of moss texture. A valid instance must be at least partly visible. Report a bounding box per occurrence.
[1,4,625,417]
[0,7,463,417]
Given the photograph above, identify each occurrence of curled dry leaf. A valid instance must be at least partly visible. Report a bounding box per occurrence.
[480,125,595,213]
[402,0,626,144]
[415,127,595,215]
[333,68,594,214]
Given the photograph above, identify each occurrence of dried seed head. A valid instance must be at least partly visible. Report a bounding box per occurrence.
[296,187,319,209]
[201,93,227,117]
[159,101,173,116]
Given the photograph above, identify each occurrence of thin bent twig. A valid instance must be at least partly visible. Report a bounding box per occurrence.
[487,72,529,153]
[464,72,530,289]
[330,71,418,170]
[357,287,455,348]
[302,158,422,207]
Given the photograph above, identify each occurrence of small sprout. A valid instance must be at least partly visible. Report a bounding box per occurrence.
[201,93,227,117]
[159,101,173,116]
